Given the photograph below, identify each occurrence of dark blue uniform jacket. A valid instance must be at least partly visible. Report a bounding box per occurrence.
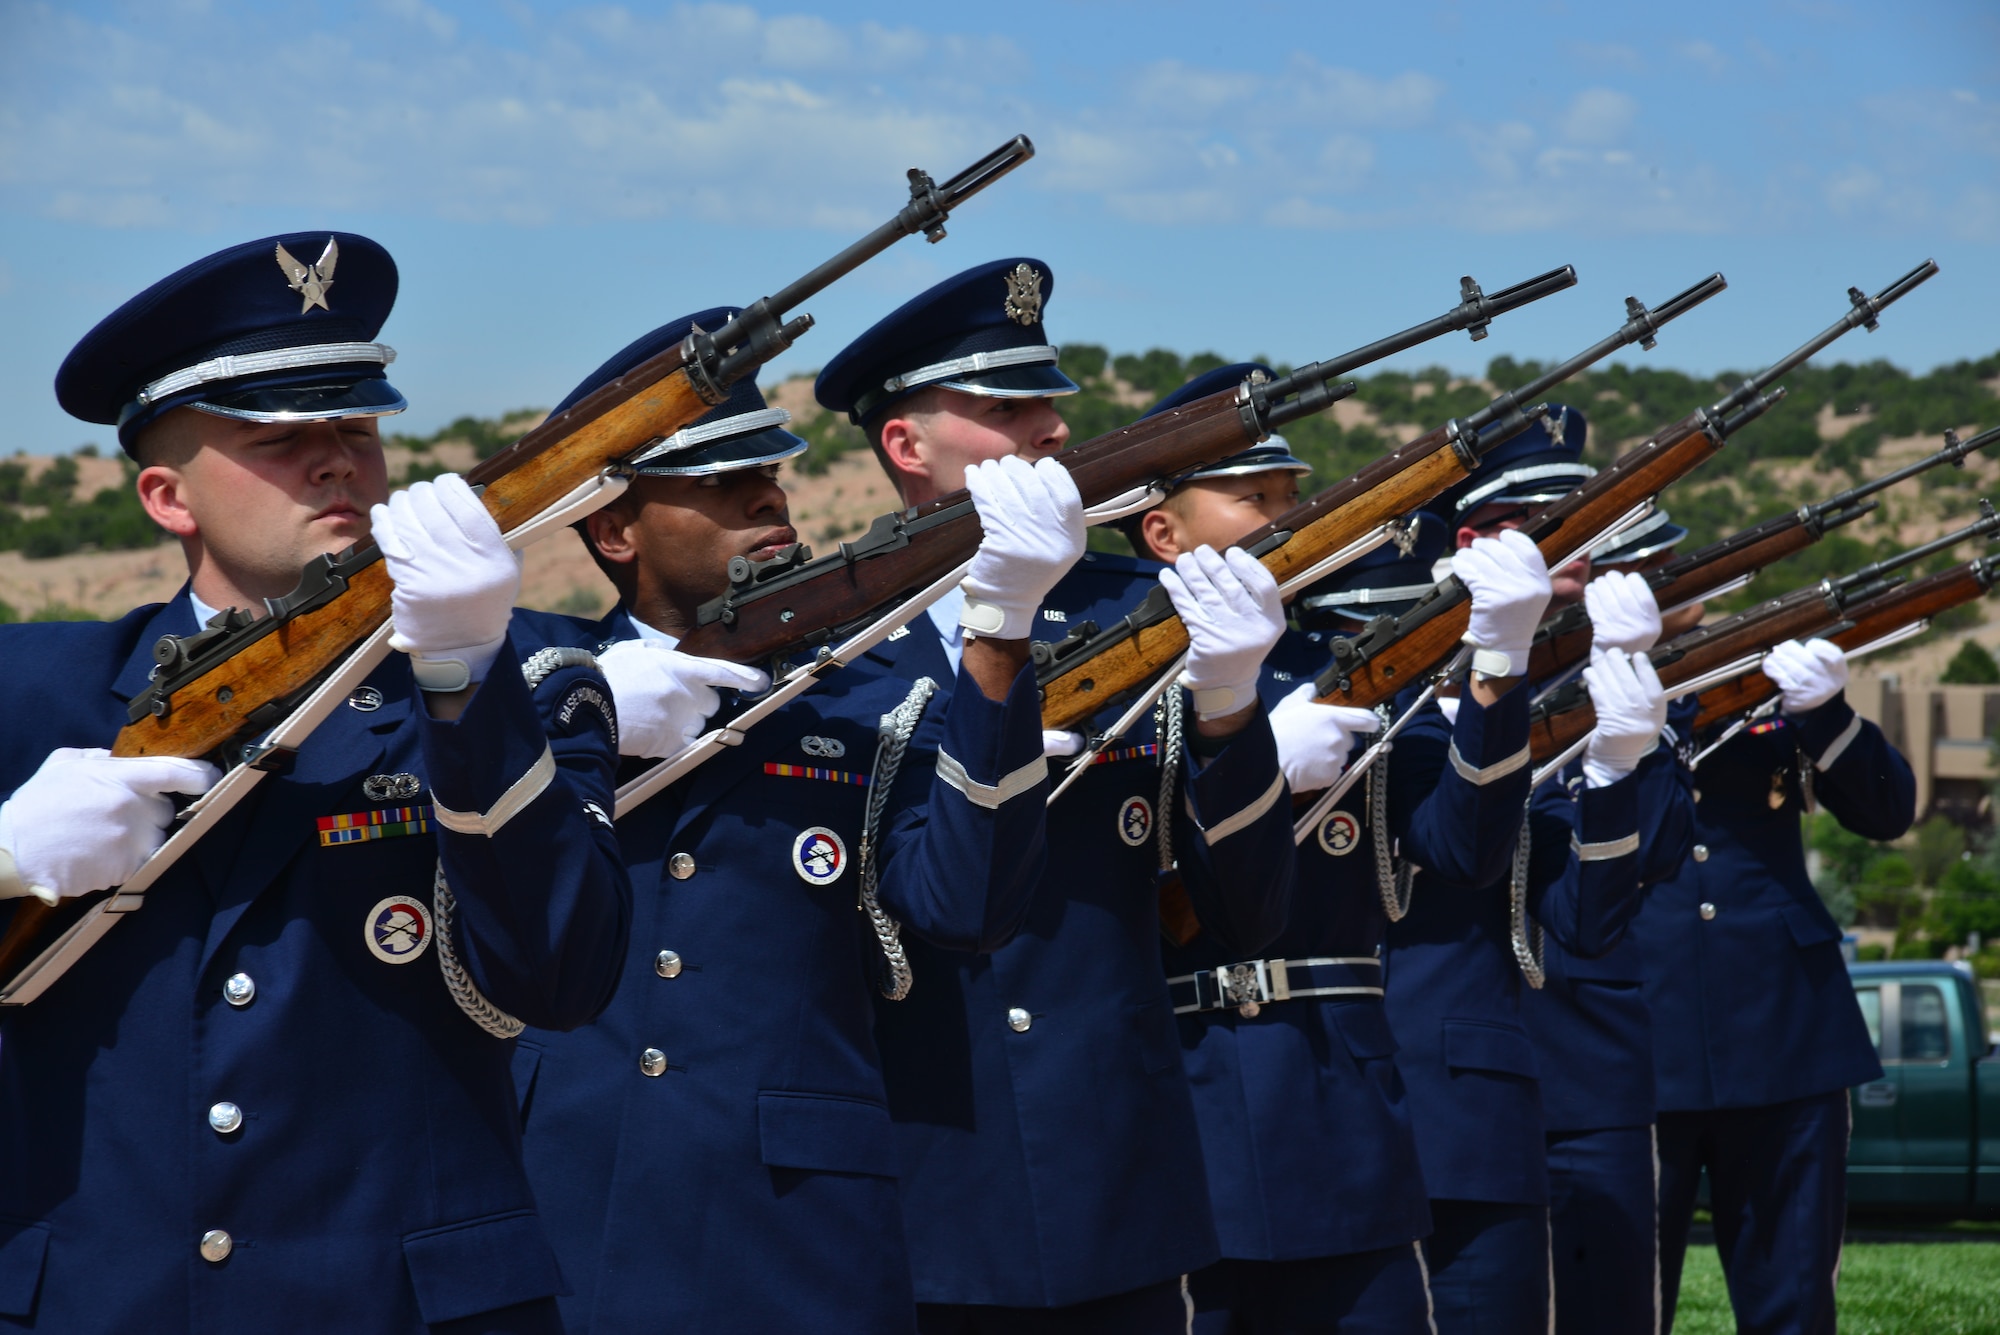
[1521,697,1696,1132]
[0,594,630,1333]
[869,552,1298,1308]
[1638,691,1907,1112]
[1384,681,1647,1206]
[510,607,1048,1334]
[1165,628,1433,1263]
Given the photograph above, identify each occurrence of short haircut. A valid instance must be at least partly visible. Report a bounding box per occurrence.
[861,386,945,501]
[129,408,203,470]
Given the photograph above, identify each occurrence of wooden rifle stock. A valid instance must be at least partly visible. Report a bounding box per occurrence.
[1316,411,1721,709]
[1690,561,1998,730]
[1528,582,1843,761]
[1037,423,1472,731]
[677,385,1273,664]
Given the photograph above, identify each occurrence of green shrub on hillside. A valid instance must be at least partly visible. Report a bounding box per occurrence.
[1942,640,2000,684]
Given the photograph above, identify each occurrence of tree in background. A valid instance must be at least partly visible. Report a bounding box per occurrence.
[1940,640,2000,685]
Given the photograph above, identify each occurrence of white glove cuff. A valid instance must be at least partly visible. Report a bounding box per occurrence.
[1180,673,1258,721]
[1581,757,1637,789]
[959,593,1033,641]
[0,806,54,904]
[410,636,508,693]
[1469,646,1527,678]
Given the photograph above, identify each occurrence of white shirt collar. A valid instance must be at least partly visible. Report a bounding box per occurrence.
[624,608,681,651]
[926,586,965,673]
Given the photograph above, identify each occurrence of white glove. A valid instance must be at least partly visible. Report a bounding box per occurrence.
[1582,648,1668,788]
[1455,529,1552,678]
[1270,683,1381,792]
[959,455,1087,640]
[0,748,220,902]
[1762,638,1848,715]
[1163,546,1286,720]
[1042,730,1086,758]
[371,475,521,691]
[597,639,770,759]
[1586,570,1663,656]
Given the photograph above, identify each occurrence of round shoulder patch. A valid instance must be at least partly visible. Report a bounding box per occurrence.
[792,827,849,886]
[365,896,434,964]
[1116,795,1154,847]
[1316,810,1362,857]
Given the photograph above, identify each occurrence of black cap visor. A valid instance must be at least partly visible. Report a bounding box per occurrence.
[631,425,809,477]
[190,375,407,424]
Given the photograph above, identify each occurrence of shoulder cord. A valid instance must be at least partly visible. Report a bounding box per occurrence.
[521,645,600,689]
[1508,798,1545,989]
[860,676,937,1001]
[1367,704,1414,922]
[433,861,526,1038]
[426,647,606,1040]
[1797,745,1817,814]
[1155,685,1185,877]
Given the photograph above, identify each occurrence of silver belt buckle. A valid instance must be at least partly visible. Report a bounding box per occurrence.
[1219,960,1275,1018]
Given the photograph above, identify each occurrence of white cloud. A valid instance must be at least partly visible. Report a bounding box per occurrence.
[1675,40,1727,78]
[377,0,458,41]
[1558,88,1636,145]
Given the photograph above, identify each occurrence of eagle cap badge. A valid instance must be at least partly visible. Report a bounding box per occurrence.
[275,236,339,314]
[1002,262,1043,326]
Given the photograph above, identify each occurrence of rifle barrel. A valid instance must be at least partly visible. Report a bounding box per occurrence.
[1811,424,2000,520]
[1262,265,1578,424]
[1461,273,1727,435]
[1711,259,1938,418]
[1834,502,2000,594]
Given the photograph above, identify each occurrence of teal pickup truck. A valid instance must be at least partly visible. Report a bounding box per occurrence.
[1846,961,2000,1215]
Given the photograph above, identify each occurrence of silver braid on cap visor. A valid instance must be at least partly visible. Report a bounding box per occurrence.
[130,342,397,410]
[626,407,795,469]
[881,345,1061,395]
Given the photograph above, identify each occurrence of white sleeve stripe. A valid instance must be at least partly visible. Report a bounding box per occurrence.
[432,745,557,837]
[934,748,1048,810]
[1186,772,1287,844]
[1573,831,1641,862]
[1814,715,1864,772]
[1448,740,1532,786]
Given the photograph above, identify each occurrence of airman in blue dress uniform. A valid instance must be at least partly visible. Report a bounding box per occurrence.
[0,234,631,1333]
[1641,624,1909,1334]
[1116,365,1442,1332]
[818,263,1299,1332]
[1515,484,1698,1333]
[1384,411,1670,1334]
[507,310,1065,1334]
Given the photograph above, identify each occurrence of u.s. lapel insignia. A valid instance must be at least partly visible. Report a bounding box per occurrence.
[792,827,848,886]
[800,735,846,759]
[1388,515,1420,558]
[1117,795,1153,847]
[347,686,384,712]
[1317,810,1361,856]
[363,895,433,964]
[362,772,422,802]
[1003,262,1043,326]
[275,237,339,313]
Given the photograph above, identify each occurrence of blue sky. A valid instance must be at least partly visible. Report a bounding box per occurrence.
[2,0,1995,452]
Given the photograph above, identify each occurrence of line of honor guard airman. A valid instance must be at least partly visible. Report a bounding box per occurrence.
[0,234,1914,1335]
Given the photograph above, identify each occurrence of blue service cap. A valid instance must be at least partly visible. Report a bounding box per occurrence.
[1424,403,1594,528]
[1142,362,1310,482]
[814,258,1079,424]
[555,308,806,476]
[57,231,404,455]
[1295,510,1451,629]
[1591,507,1688,565]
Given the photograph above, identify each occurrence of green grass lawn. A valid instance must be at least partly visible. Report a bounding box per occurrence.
[1671,1240,2000,1333]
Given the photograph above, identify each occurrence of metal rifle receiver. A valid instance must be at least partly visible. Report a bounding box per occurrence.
[681,134,1037,400]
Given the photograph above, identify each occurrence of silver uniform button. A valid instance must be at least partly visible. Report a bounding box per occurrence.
[1007,1007,1032,1033]
[1700,902,1717,921]
[1692,844,1710,862]
[668,853,697,881]
[208,1102,244,1135]
[200,1229,233,1263]
[223,973,255,1007]
[655,950,683,979]
[640,1048,668,1077]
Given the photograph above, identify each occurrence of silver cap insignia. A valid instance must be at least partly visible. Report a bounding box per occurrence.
[1002,262,1043,327]
[275,237,339,314]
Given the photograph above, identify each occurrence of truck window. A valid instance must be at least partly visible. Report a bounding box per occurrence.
[1899,983,1950,1063]
[1856,986,1883,1054]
